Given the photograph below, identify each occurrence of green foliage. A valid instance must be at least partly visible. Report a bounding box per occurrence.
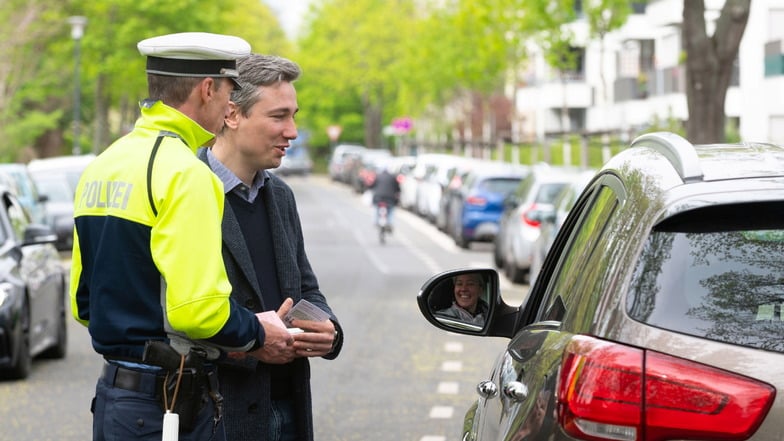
[0,0,286,160]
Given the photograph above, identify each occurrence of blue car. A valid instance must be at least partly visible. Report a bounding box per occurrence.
[448,163,528,249]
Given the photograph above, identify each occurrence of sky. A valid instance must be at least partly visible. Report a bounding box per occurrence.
[263,0,312,39]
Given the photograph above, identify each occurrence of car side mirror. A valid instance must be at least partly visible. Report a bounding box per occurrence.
[23,223,57,246]
[417,268,520,338]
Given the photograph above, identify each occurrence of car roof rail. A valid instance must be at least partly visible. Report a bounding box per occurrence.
[630,131,703,182]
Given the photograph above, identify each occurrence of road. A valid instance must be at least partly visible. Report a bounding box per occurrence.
[0,174,528,441]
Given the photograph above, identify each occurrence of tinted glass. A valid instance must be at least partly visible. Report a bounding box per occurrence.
[4,193,30,240]
[535,183,568,203]
[627,203,784,352]
[479,177,522,194]
[539,186,618,322]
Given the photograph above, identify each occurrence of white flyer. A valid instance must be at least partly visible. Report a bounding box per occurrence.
[284,299,329,325]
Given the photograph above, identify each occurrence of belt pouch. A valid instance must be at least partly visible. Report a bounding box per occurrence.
[162,368,207,431]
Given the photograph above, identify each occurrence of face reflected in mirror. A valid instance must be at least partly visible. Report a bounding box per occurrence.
[432,272,488,329]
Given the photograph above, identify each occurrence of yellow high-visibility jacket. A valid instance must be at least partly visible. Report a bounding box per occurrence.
[70,99,263,360]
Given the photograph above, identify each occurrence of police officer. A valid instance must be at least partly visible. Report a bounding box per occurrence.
[70,32,292,441]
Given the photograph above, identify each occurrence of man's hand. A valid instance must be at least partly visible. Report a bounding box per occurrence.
[247,298,296,364]
[290,318,337,358]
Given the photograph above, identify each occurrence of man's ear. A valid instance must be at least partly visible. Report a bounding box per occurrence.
[224,101,241,129]
[199,77,217,101]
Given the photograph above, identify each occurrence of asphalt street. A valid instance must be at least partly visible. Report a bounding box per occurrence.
[0,174,528,441]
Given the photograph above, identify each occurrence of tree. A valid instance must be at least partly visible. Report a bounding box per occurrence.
[682,0,750,144]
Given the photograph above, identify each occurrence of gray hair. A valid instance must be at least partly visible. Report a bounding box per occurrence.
[231,54,301,116]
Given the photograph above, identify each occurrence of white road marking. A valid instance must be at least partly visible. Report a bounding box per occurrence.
[429,406,455,419]
[441,360,463,372]
[444,341,463,353]
[420,437,446,441]
[437,381,459,394]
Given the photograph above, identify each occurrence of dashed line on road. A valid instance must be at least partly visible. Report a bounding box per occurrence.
[429,406,455,419]
[441,360,463,372]
[444,341,463,353]
[420,436,446,441]
[437,381,459,394]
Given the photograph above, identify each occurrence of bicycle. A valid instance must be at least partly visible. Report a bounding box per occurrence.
[376,201,391,244]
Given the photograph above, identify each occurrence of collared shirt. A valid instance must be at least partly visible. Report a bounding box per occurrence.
[206,148,269,203]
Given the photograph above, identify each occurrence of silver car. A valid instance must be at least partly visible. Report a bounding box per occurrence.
[419,132,784,441]
[495,165,586,284]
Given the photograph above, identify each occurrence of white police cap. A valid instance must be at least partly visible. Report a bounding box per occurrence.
[137,32,251,85]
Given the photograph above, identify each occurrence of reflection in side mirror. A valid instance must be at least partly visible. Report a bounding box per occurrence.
[418,269,494,334]
[432,272,489,326]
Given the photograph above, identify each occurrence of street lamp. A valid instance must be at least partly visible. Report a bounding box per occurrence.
[68,16,87,156]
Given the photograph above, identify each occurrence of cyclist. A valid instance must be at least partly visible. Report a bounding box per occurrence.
[369,165,401,232]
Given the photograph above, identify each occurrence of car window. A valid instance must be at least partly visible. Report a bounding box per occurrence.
[535,182,568,203]
[4,193,30,240]
[627,202,784,353]
[537,185,619,322]
[479,177,522,194]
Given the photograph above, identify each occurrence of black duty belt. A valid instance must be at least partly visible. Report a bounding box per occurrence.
[101,362,166,396]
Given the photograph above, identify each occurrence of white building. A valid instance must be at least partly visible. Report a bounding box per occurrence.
[514,0,784,144]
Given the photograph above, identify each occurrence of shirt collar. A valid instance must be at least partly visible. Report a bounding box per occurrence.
[205,148,269,202]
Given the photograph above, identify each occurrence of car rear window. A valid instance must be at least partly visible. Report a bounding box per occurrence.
[535,183,567,203]
[626,202,784,353]
[479,177,522,194]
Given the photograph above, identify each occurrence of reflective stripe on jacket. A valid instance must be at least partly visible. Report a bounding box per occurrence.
[70,100,262,360]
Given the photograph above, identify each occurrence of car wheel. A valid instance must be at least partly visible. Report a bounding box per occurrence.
[5,298,32,379]
[41,287,67,359]
[454,233,470,249]
[505,260,527,284]
[493,240,504,268]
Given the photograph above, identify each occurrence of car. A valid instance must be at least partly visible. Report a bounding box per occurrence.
[27,154,95,251]
[528,169,596,285]
[447,162,529,249]
[349,148,392,194]
[417,131,784,441]
[0,185,67,380]
[417,155,471,223]
[401,153,457,213]
[274,143,313,176]
[328,144,367,183]
[0,163,49,225]
[495,164,586,283]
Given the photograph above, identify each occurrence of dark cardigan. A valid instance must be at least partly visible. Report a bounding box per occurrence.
[198,148,343,441]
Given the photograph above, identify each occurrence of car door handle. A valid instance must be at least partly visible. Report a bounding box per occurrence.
[476,380,498,399]
[503,381,528,402]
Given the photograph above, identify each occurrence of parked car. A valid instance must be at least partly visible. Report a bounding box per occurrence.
[400,153,455,212]
[495,164,586,283]
[416,155,471,223]
[528,169,596,285]
[350,148,392,194]
[0,185,67,379]
[0,163,48,225]
[447,163,528,249]
[418,132,784,441]
[27,154,95,251]
[328,144,366,183]
[274,143,313,176]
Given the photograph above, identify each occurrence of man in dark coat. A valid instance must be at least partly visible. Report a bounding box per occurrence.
[198,53,343,441]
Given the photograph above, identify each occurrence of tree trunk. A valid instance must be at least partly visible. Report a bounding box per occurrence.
[682,0,749,144]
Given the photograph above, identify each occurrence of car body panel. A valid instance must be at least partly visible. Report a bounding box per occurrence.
[449,164,528,248]
[27,154,95,251]
[0,187,66,379]
[417,133,784,441]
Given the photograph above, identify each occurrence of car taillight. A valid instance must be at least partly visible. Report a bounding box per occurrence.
[557,335,774,441]
[521,203,540,227]
[466,196,486,207]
